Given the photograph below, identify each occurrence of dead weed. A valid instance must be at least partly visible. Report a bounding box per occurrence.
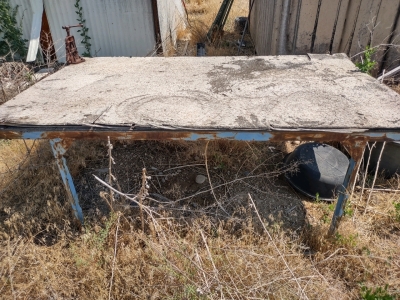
[0,139,399,299]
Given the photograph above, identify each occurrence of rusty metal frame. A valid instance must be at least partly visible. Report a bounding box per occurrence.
[1,127,400,143]
[2,126,399,232]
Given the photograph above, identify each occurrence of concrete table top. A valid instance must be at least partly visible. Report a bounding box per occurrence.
[1,54,399,131]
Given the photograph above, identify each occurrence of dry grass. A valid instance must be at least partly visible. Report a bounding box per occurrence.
[177,0,254,56]
[0,138,399,299]
[0,62,34,103]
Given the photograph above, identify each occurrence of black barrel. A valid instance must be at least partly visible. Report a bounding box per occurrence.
[283,142,349,201]
[364,142,400,178]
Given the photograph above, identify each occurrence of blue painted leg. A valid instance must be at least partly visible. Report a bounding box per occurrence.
[328,141,366,235]
[328,158,355,236]
[50,138,84,224]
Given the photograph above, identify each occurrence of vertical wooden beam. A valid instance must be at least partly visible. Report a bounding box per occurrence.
[338,0,362,54]
[313,0,341,53]
[372,0,400,75]
[348,0,382,57]
[384,11,400,72]
[292,0,320,54]
[287,0,301,54]
[330,0,350,53]
[270,0,283,55]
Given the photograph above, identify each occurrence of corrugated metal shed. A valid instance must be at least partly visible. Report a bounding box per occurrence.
[84,0,156,57]
[5,0,186,62]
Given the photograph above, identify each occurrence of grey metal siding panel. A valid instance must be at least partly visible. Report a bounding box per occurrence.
[8,0,33,50]
[83,0,156,57]
[250,0,276,55]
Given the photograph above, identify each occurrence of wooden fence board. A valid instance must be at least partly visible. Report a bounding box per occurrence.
[313,0,341,53]
[371,0,400,76]
[293,0,320,54]
[349,0,382,57]
[271,0,283,54]
[338,0,362,53]
[385,12,400,71]
[250,0,276,55]
[250,0,400,71]
[287,0,301,54]
[331,0,350,53]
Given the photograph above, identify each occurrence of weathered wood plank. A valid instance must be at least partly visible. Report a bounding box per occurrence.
[271,0,284,54]
[287,0,301,54]
[293,0,321,54]
[313,0,341,54]
[384,16,400,71]
[0,56,400,131]
[371,0,400,75]
[349,0,382,57]
[330,0,350,53]
[337,0,362,54]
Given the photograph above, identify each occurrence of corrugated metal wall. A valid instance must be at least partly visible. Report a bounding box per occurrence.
[6,0,186,62]
[250,0,400,73]
[10,0,33,45]
[44,0,156,62]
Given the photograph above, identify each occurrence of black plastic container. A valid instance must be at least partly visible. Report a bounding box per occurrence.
[196,43,205,56]
[234,17,248,33]
[283,143,349,201]
[364,142,400,178]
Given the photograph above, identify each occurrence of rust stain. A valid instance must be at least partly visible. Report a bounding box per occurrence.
[0,129,399,143]
[0,131,23,139]
[42,131,195,140]
[342,139,367,187]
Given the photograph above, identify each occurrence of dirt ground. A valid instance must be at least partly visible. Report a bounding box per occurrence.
[76,140,305,232]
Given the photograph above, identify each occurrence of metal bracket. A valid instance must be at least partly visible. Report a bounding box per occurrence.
[50,138,83,224]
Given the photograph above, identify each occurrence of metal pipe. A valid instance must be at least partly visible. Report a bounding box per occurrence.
[278,0,291,55]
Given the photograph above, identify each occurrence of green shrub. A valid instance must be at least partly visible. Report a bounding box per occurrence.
[355,46,376,75]
[0,0,27,59]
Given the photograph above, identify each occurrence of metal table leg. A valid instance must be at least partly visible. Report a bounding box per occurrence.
[50,138,83,224]
[328,141,366,235]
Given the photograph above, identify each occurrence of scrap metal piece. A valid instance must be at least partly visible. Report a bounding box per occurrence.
[62,24,85,64]
[50,138,83,224]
